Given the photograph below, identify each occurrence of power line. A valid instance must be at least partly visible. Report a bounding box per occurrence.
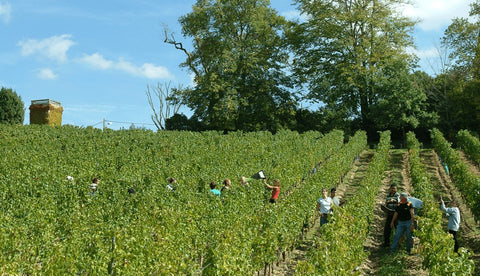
[90,119,156,130]
[107,120,155,126]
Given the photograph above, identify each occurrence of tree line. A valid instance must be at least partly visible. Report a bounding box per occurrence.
[3,0,479,141]
[156,0,480,140]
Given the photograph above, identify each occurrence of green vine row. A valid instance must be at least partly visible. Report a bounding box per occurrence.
[406,131,474,275]
[431,128,480,219]
[295,131,390,275]
[456,129,480,166]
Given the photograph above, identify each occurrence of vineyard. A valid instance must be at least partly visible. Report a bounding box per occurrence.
[0,125,479,275]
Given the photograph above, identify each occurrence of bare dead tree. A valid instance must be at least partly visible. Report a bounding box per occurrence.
[146,82,183,130]
[163,29,207,77]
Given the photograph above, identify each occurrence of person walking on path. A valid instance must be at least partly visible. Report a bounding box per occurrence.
[316,188,332,227]
[390,192,415,254]
[383,184,400,247]
[440,196,461,253]
[264,179,280,203]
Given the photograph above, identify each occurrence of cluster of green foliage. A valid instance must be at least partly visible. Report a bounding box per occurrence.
[296,131,390,274]
[431,128,480,219]
[167,0,295,132]
[289,0,437,136]
[0,125,364,274]
[406,131,474,275]
[164,0,442,138]
[413,1,480,137]
[0,87,24,125]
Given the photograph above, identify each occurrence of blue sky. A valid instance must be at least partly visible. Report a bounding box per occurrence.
[0,0,474,130]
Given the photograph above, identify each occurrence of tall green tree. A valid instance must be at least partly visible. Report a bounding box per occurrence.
[370,65,438,136]
[165,0,296,131]
[440,1,480,132]
[290,0,418,135]
[0,87,24,125]
[442,1,480,78]
[442,18,479,77]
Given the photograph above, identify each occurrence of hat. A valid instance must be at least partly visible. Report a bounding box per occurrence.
[400,192,408,197]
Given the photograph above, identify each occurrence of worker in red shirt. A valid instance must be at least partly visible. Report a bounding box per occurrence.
[264,179,280,203]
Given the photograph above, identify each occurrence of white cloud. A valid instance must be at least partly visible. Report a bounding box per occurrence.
[138,63,172,79]
[400,0,472,31]
[18,34,75,63]
[407,45,442,59]
[0,2,11,23]
[115,59,138,75]
[414,47,441,59]
[281,10,310,22]
[79,53,113,70]
[37,68,58,80]
[78,53,173,79]
[285,1,472,31]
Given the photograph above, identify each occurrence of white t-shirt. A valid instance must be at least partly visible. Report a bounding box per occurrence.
[408,196,423,209]
[331,196,341,207]
[318,197,332,214]
[90,183,98,190]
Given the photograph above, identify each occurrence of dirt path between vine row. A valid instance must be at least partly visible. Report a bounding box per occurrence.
[359,151,427,276]
[357,157,393,275]
[420,149,480,269]
[457,150,480,178]
[340,151,374,203]
[269,150,372,276]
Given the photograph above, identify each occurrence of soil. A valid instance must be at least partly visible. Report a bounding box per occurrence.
[457,150,480,177]
[359,151,428,276]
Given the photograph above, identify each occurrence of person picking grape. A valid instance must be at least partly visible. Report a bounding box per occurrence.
[383,183,400,247]
[440,196,460,253]
[221,178,231,192]
[166,177,176,191]
[316,188,332,227]
[209,181,221,197]
[390,192,415,254]
[264,178,280,203]
[89,177,100,196]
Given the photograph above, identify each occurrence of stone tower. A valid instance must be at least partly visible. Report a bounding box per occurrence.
[29,99,63,126]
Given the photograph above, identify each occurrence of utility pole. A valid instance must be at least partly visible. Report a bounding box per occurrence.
[103,118,106,130]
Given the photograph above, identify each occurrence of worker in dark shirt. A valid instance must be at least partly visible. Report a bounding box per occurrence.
[390,192,415,254]
[383,184,399,247]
